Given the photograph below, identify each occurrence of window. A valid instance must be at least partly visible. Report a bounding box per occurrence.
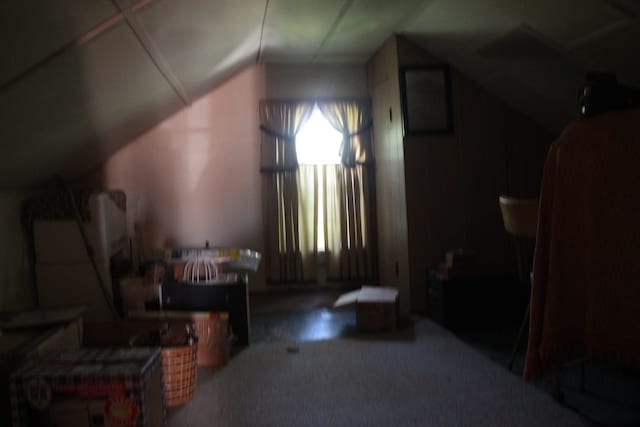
[295,107,342,165]
[295,106,342,252]
[259,99,376,283]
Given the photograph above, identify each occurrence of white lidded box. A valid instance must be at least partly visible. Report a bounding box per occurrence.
[334,286,399,332]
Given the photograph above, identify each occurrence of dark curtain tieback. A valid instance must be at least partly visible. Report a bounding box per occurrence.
[260,121,372,169]
[342,121,373,167]
[347,121,373,138]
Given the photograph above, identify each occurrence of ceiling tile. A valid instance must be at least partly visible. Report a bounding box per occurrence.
[0,23,182,187]
[136,0,265,94]
[403,0,514,35]
[320,0,426,56]
[401,0,518,63]
[571,21,640,85]
[478,27,562,60]
[488,0,631,48]
[0,0,117,86]
[261,0,345,59]
[605,0,640,16]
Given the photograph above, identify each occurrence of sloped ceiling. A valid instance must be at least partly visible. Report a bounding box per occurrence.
[1,0,638,189]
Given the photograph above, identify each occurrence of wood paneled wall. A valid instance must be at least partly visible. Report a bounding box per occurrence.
[367,38,412,314]
[369,35,554,312]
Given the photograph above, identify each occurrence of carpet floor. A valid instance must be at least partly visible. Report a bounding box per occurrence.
[251,307,355,342]
[167,318,592,427]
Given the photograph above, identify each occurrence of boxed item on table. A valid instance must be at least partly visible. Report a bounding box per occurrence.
[10,348,165,427]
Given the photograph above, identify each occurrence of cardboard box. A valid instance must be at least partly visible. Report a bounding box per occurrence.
[1,306,86,427]
[334,286,399,332]
[10,348,165,427]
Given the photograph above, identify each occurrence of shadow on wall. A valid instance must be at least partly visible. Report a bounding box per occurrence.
[0,193,36,310]
[0,4,104,310]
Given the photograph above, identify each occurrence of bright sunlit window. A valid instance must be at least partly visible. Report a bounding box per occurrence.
[296,107,342,251]
[295,107,342,165]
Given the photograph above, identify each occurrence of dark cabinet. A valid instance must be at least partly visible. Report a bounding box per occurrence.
[427,271,525,330]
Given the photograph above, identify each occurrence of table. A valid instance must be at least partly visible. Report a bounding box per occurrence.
[157,276,250,345]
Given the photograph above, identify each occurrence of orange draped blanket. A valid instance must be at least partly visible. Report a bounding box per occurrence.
[524,109,640,380]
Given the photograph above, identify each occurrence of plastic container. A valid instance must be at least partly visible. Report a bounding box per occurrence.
[193,313,232,367]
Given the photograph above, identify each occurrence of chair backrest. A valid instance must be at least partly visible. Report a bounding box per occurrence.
[499,196,539,239]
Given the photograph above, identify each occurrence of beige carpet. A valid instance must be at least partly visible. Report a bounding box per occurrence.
[167,318,592,427]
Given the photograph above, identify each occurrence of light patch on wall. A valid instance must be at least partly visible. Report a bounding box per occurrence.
[184,131,211,191]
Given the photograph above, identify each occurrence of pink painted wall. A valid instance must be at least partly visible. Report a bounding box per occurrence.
[84,64,267,288]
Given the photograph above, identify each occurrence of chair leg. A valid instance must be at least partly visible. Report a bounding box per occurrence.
[508,302,530,372]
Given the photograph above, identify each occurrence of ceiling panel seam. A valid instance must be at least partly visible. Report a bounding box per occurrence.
[512,25,568,61]
[112,0,191,105]
[600,0,637,18]
[563,0,635,50]
[566,18,632,51]
[0,0,155,95]
[313,0,355,61]
[257,0,270,63]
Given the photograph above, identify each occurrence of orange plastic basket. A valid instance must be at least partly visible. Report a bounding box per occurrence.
[194,314,231,367]
[161,343,198,407]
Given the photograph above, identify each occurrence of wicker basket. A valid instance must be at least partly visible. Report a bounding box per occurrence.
[161,343,198,407]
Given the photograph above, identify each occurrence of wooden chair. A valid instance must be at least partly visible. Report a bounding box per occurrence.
[499,196,539,371]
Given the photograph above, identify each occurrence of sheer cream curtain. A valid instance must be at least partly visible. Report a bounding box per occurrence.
[259,100,314,283]
[296,164,319,279]
[317,100,377,281]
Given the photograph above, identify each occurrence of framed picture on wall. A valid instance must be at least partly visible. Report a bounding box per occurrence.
[399,65,453,135]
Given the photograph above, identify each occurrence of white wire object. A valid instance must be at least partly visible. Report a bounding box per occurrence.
[165,247,261,272]
[183,256,218,284]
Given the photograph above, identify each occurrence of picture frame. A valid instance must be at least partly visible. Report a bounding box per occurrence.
[399,65,453,135]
